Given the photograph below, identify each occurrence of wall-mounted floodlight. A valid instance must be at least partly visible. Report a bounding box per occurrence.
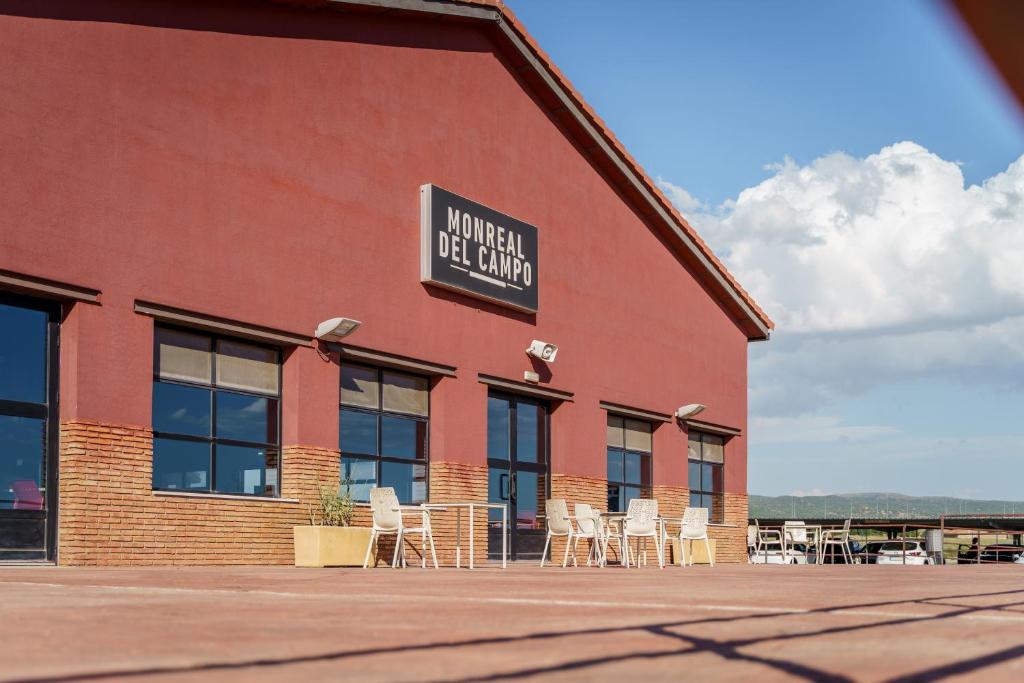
[526,340,558,363]
[315,317,361,342]
[675,403,706,419]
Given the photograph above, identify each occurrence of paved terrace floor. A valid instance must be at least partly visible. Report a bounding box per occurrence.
[2,564,1023,682]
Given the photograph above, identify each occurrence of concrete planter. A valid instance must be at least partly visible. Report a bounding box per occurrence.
[293,526,373,567]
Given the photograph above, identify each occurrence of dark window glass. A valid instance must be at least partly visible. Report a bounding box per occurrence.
[488,467,510,522]
[606,416,653,508]
[152,327,280,496]
[515,470,544,529]
[701,463,714,491]
[339,364,429,502]
[215,444,278,496]
[380,415,426,460]
[606,448,623,482]
[0,302,47,404]
[152,437,210,491]
[688,461,701,490]
[339,409,378,455]
[381,460,426,504]
[607,484,622,513]
[341,457,376,502]
[487,396,510,461]
[624,452,643,485]
[712,464,725,492]
[688,431,727,522]
[152,382,211,437]
[515,401,542,464]
[0,415,45,510]
[216,392,276,443]
[624,486,642,508]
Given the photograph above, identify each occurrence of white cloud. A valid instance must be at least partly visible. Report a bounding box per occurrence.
[656,176,706,213]
[751,415,899,445]
[661,142,1024,415]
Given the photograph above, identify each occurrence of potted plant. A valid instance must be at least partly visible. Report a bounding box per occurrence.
[293,480,372,567]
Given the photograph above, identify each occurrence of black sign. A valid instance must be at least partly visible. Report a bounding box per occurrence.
[420,184,539,313]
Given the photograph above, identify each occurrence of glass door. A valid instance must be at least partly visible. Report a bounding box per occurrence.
[0,293,59,561]
[487,392,549,560]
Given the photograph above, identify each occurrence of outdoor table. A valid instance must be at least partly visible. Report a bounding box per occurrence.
[421,502,508,569]
[598,511,628,567]
[780,522,823,564]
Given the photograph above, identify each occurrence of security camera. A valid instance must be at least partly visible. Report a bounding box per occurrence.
[315,317,361,342]
[675,404,706,419]
[525,340,558,363]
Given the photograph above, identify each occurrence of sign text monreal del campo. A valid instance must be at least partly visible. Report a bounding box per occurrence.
[420,184,539,313]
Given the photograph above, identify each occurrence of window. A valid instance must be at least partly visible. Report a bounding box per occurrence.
[688,431,724,522]
[606,415,652,512]
[339,364,428,504]
[152,327,280,497]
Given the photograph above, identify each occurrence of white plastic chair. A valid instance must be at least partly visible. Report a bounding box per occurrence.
[753,519,783,564]
[747,524,757,557]
[622,498,663,568]
[540,498,576,567]
[679,507,713,567]
[571,503,602,566]
[362,487,438,569]
[820,519,854,564]
[783,520,808,564]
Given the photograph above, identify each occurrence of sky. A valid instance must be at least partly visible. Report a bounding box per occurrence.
[506,0,1024,499]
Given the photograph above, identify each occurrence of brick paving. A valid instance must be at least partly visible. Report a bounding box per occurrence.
[2,564,1024,682]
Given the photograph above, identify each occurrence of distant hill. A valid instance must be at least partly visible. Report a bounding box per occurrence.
[749,492,1024,519]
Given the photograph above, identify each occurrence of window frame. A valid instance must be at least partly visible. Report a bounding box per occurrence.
[688,430,725,522]
[151,324,283,498]
[606,415,653,513]
[339,363,430,504]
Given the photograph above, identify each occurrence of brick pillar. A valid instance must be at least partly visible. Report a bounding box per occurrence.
[548,473,606,566]
[708,493,749,563]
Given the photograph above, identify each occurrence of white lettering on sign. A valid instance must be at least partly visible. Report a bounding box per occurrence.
[422,185,539,312]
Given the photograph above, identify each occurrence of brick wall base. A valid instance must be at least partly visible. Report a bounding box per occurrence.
[58,421,336,565]
[56,420,749,566]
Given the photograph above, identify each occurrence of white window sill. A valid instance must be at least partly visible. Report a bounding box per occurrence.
[154,490,300,504]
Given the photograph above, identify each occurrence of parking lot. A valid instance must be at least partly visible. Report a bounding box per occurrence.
[2,564,1023,682]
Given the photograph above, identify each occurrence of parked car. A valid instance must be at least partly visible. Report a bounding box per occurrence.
[874,540,934,565]
[750,542,808,565]
[978,545,1024,564]
[810,539,863,564]
[859,540,889,565]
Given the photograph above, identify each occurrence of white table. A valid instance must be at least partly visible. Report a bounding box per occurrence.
[422,502,508,569]
[597,511,628,567]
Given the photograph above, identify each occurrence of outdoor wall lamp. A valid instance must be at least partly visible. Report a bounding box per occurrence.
[675,403,706,419]
[315,317,361,342]
[525,339,558,363]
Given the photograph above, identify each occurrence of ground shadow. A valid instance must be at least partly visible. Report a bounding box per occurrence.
[9,586,1024,683]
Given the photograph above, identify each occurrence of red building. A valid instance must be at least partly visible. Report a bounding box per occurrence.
[0,0,772,565]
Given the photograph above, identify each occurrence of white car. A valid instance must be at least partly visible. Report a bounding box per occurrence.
[874,540,935,565]
[749,543,808,565]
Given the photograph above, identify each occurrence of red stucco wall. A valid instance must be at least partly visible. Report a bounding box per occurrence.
[0,1,749,494]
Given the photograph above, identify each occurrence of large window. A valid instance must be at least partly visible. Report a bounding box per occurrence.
[152,327,281,497]
[688,431,724,521]
[339,364,428,504]
[606,415,652,512]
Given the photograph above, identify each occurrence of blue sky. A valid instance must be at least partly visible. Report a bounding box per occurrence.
[507,0,1024,499]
